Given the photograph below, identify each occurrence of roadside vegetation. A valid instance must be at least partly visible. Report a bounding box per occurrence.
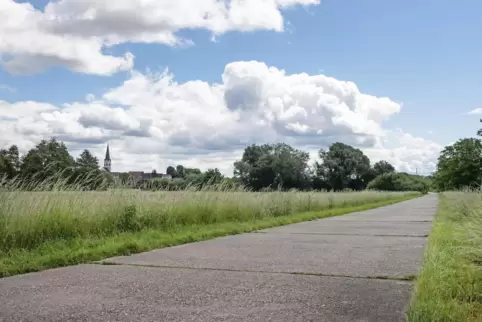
[409,192,482,322]
[0,136,424,277]
[0,180,418,277]
[367,172,431,193]
[406,124,482,321]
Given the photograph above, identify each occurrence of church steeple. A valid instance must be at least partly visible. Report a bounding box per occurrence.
[104,144,111,172]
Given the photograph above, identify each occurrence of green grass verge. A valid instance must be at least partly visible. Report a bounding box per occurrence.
[408,193,482,322]
[0,194,418,278]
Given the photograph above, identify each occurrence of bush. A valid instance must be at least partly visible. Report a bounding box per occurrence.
[367,172,430,193]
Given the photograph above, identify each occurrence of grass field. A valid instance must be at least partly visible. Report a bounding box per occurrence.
[0,188,419,277]
[409,192,482,322]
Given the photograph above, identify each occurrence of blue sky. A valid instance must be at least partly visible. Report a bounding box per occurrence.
[0,0,479,174]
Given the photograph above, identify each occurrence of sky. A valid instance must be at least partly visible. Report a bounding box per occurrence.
[0,0,481,176]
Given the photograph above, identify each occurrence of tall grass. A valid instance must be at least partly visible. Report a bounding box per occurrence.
[0,188,414,253]
[0,175,419,277]
[409,192,482,322]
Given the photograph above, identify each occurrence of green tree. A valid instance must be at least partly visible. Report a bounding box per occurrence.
[373,160,395,176]
[71,149,106,190]
[184,172,204,187]
[433,138,482,190]
[184,167,201,176]
[202,168,224,186]
[234,143,310,191]
[368,172,430,193]
[176,165,185,178]
[0,145,21,179]
[166,166,177,178]
[20,138,75,182]
[477,119,482,137]
[315,142,371,191]
[76,149,99,169]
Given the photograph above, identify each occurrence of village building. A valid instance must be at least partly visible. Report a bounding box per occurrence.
[102,144,172,183]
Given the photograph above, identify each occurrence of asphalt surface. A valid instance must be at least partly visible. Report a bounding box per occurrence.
[0,194,438,322]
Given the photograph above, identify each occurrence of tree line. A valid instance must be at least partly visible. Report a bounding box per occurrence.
[233,142,429,192]
[0,138,229,191]
[0,139,108,190]
[0,137,432,192]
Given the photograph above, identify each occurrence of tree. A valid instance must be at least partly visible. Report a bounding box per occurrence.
[166,166,177,178]
[315,142,371,191]
[76,150,99,169]
[477,119,482,137]
[0,145,21,179]
[176,165,185,178]
[233,143,310,191]
[184,172,204,187]
[71,149,106,190]
[373,160,395,176]
[202,168,224,186]
[20,138,75,182]
[368,172,430,193]
[184,167,201,176]
[433,138,482,190]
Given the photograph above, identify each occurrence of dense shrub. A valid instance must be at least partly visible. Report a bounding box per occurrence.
[367,172,430,193]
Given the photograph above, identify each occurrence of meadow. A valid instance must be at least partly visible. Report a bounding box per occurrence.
[409,192,482,322]
[0,185,418,277]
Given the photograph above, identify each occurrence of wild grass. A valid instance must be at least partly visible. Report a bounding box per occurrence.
[409,192,482,322]
[0,177,420,277]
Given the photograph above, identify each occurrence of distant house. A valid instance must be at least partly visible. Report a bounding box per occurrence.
[101,145,172,184]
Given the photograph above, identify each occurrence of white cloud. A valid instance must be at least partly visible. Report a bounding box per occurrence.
[0,0,319,75]
[363,130,441,175]
[0,61,440,175]
[0,0,134,75]
[468,108,482,115]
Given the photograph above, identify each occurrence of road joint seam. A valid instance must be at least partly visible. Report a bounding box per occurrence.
[252,231,429,238]
[94,262,415,283]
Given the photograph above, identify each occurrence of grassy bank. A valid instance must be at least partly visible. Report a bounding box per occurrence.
[0,190,419,277]
[409,192,482,322]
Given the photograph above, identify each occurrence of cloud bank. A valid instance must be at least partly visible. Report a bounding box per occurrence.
[0,61,441,175]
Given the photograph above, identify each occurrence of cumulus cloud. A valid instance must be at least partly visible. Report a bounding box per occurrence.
[0,0,319,75]
[0,0,134,75]
[468,108,482,115]
[363,130,442,175]
[0,61,440,174]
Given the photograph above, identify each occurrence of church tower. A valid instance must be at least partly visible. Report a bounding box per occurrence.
[104,144,111,172]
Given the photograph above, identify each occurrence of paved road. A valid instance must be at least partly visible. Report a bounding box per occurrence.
[0,195,438,322]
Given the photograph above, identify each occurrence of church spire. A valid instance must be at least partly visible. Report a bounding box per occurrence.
[105,144,111,161]
[104,144,111,172]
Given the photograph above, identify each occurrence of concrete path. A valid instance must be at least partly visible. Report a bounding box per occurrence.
[0,195,438,322]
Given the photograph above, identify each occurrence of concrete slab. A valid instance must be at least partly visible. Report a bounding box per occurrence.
[259,220,432,237]
[0,264,412,322]
[103,232,427,278]
[327,215,434,222]
[325,195,437,222]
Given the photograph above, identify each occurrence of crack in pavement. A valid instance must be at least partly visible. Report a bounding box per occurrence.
[96,261,416,283]
[312,220,433,223]
[252,231,429,238]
